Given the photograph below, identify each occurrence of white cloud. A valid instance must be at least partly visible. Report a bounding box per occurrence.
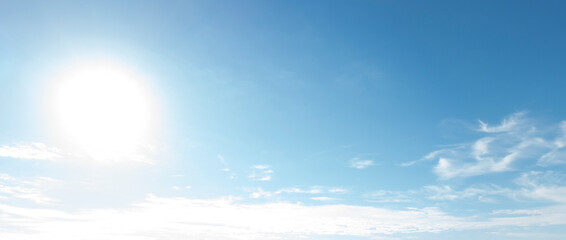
[402,148,460,167]
[0,173,58,204]
[423,185,512,202]
[259,175,271,181]
[0,194,565,239]
[0,143,62,161]
[515,171,566,203]
[367,170,566,206]
[478,111,527,133]
[0,194,472,239]
[250,188,272,199]
[417,112,558,179]
[364,190,416,203]
[350,158,374,169]
[248,165,273,181]
[538,121,566,166]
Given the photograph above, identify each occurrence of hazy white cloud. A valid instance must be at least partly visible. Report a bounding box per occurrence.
[515,171,566,203]
[364,190,416,203]
[423,185,513,203]
[250,188,272,199]
[252,165,269,170]
[368,170,566,206]
[251,187,346,199]
[491,209,541,215]
[350,158,374,169]
[0,173,58,204]
[0,194,565,239]
[275,187,323,195]
[488,231,566,239]
[538,121,566,166]
[328,188,348,193]
[0,195,473,239]
[0,143,62,161]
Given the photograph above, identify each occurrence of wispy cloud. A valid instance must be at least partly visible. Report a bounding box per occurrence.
[491,209,541,215]
[250,186,348,200]
[478,111,527,133]
[515,171,566,203]
[364,190,416,203]
[0,142,62,161]
[366,170,566,206]
[423,185,512,203]
[217,154,227,165]
[538,121,566,166]
[350,158,374,169]
[217,155,237,179]
[410,112,566,179]
[0,173,58,204]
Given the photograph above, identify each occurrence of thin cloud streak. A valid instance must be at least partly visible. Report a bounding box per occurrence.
[0,143,62,161]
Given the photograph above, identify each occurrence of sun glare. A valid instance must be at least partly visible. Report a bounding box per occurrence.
[49,61,155,163]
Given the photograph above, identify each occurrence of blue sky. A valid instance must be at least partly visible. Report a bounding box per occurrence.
[1,1,566,239]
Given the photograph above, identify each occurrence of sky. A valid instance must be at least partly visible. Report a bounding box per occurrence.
[1,0,566,239]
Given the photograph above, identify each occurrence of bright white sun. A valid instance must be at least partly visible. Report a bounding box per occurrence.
[50,61,155,163]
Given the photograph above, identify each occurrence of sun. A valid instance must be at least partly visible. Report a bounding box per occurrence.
[49,60,156,163]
